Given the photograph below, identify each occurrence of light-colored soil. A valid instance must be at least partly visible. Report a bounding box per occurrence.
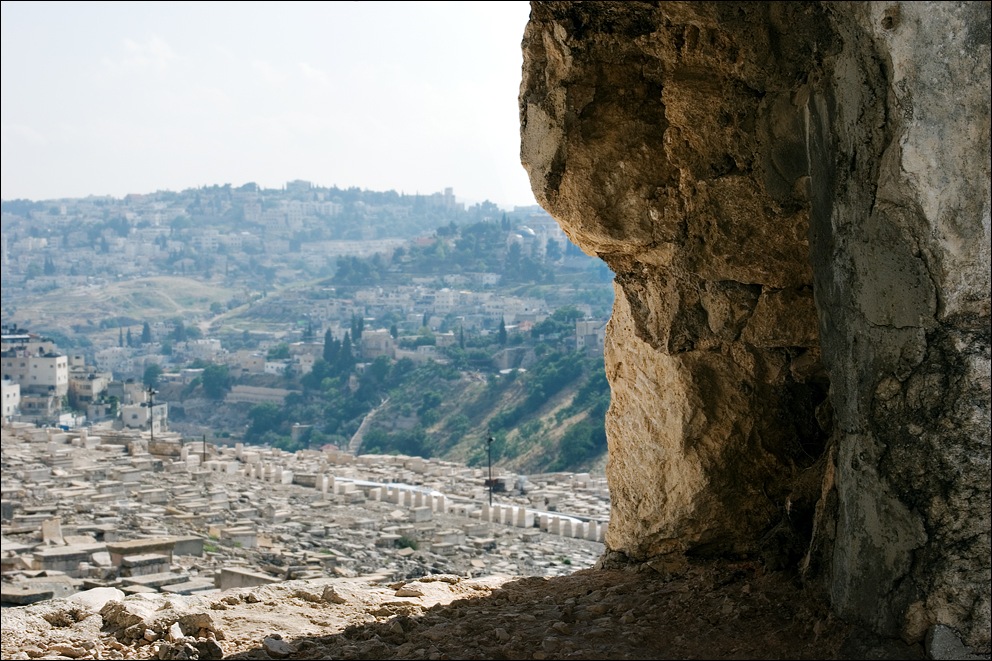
[2,558,925,660]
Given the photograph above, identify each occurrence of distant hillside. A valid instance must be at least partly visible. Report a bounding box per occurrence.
[358,349,610,474]
[4,184,615,476]
[166,348,609,475]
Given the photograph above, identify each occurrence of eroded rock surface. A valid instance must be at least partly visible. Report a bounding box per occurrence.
[3,563,912,660]
[521,0,990,650]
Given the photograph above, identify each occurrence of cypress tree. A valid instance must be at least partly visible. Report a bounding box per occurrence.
[323,329,338,364]
[337,332,354,374]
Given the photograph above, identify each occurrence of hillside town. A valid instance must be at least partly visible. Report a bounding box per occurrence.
[0,183,616,610]
[3,183,480,292]
[1,183,613,438]
[1,182,614,350]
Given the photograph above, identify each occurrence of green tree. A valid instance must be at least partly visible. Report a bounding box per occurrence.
[246,402,285,442]
[142,363,163,388]
[351,314,364,340]
[506,242,522,273]
[555,306,584,322]
[301,359,334,391]
[267,343,291,360]
[554,420,607,470]
[532,306,584,341]
[418,391,443,418]
[333,255,378,285]
[172,320,188,342]
[141,322,152,344]
[201,364,231,400]
[336,332,354,374]
[498,317,508,346]
[323,329,339,364]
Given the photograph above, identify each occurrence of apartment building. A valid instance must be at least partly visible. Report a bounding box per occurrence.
[360,329,396,361]
[1,350,69,397]
[68,370,112,406]
[1,376,20,419]
[575,320,608,354]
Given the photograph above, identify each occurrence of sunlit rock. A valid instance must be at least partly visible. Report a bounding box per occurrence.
[521,0,990,649]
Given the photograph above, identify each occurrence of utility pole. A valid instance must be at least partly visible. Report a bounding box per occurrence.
[146,387,157,443]
[487,435,494,506]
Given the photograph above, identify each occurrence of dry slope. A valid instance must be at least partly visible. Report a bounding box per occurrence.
[2,559,933,660]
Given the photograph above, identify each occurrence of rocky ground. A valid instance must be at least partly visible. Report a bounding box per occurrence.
[3,555,942,661]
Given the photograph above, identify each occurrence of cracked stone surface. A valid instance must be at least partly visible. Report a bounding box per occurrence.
[520,0,990,650]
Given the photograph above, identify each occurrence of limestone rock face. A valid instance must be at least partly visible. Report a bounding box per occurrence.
[520,0,990,649]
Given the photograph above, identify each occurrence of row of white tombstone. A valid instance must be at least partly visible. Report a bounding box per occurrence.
[235,466,608,543]
[481,502,606,542]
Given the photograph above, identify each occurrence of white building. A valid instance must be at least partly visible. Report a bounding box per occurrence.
[176,339,224,362]
[94,347,135,376]
[68,370,112,406]
[1,376,21,419]
[360,329,396,361]
[120,388,167,435]
[0,350,69,397]
[264,360,291,376]
[576,319,608,353]
[433,289,461,315]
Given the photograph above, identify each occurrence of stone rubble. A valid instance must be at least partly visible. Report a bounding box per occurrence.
[1,549,934,660]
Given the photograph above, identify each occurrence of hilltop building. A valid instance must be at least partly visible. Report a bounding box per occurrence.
[1,324,70,425]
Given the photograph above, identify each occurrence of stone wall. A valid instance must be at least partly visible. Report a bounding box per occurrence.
[520,0,990,649]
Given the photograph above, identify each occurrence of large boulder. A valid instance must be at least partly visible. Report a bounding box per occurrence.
[520,0,990,649]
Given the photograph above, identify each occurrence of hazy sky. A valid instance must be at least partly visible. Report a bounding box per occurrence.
[1,1,538,209]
